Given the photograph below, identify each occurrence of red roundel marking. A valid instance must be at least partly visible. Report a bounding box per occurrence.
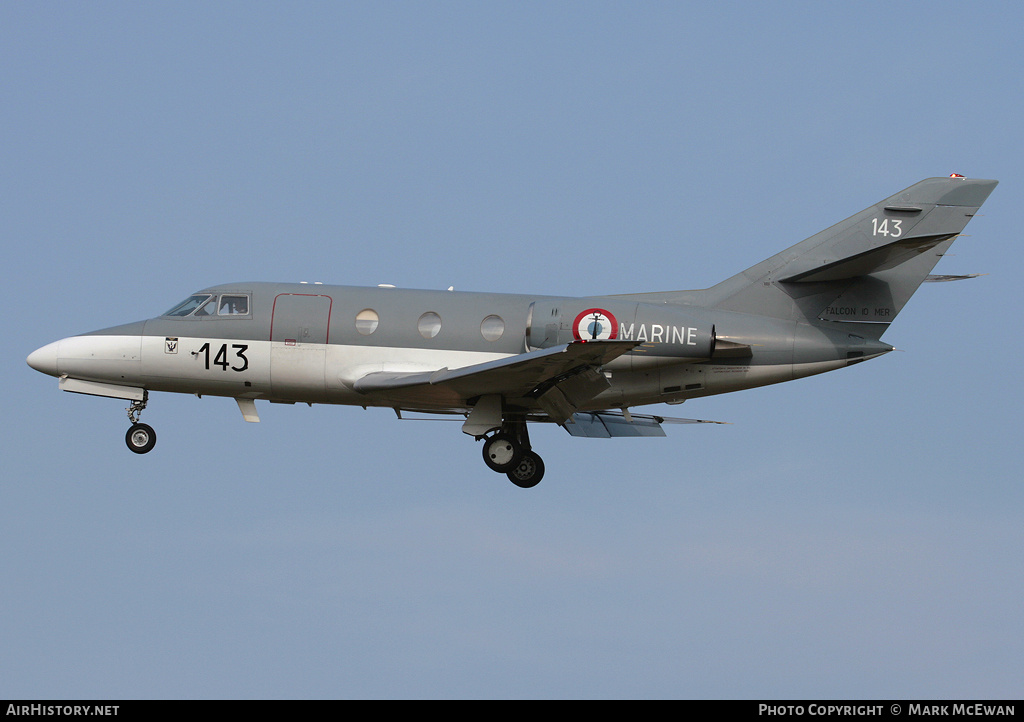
[572,308,618,341]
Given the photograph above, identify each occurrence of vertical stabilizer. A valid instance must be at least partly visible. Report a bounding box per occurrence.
[703,176,997,337]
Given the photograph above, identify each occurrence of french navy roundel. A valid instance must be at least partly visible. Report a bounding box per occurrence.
[572,308,618,341]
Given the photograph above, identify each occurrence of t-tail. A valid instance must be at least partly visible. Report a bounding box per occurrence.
[703,176,998,338]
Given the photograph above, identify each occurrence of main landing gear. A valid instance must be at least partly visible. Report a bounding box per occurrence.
[125,396,156,454]
[480,423,545,488]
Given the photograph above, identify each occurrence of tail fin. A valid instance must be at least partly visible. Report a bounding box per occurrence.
[705,176,998,337]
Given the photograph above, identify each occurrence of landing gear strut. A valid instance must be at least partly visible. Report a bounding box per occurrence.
[479,422,545,488]
[125,395,156,454]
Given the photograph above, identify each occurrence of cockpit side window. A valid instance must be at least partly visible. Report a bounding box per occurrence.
[194,298,218,316]
[219,295,249,315]
[163,294,212,317]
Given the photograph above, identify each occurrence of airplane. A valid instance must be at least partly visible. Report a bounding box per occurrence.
[26,175,997,488]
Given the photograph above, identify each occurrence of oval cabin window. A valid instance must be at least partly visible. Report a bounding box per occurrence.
[356,309,379,335]
[418,312,442,339]
[480,315,505,341]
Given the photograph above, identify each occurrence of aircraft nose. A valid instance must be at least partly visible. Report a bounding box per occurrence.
[27,340,61,377]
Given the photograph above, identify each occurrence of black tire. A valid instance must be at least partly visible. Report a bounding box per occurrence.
[482,432,522,473]
[506,450,544,488]
[125,423,156,454]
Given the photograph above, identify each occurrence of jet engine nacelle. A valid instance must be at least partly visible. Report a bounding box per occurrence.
[527,299,716,368]
[615,304,716,368]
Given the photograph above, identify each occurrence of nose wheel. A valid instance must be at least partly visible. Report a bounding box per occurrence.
[124,395,156,454]
[126,423,156,454]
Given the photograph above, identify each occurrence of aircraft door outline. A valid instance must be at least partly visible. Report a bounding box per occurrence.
[270,293,332,400]
[526,301,563,351]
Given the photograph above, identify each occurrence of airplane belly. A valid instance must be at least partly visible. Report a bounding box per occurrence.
[701,359,850,396]
[591,367,660,407]
[703,363,795,395]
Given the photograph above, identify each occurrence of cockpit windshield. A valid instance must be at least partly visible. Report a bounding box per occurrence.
[162,293,251,317]
[164,294,212,317]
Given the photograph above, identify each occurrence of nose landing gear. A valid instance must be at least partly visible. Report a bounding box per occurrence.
[125,395,156,454]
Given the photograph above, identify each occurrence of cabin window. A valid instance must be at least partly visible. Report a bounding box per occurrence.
[219,295,249,315]
[356,308,379,335]
[163,294,212,317]
[418,312,442,339]
[480,315,505,341]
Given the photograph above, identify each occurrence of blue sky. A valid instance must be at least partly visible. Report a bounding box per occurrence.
[3,2,1022,699]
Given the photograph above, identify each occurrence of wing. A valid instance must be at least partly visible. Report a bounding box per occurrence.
[353,340,639,418]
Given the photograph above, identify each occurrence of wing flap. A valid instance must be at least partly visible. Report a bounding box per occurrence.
[562,410,728,438]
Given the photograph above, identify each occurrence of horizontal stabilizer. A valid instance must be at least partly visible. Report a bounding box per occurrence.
[924,273,985,282]
[562,410,727,438]
[778,233,955,283]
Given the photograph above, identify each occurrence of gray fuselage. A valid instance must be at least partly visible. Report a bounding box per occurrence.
[33,281,891,415]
